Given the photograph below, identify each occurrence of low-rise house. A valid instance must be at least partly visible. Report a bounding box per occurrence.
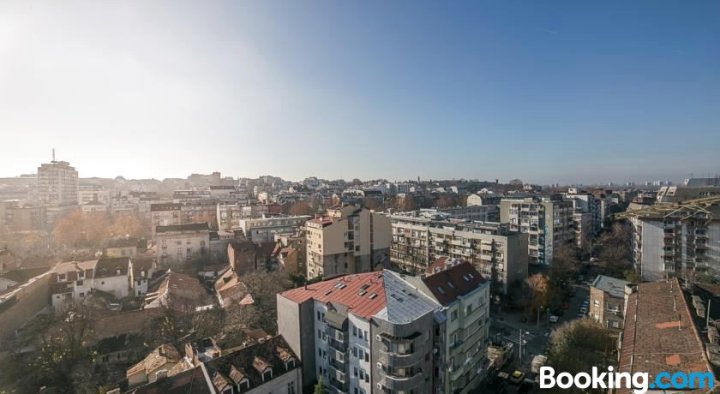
[126,365,212,394]
[50,260,96,309]
[144,271,213,313]
[126,344,188,388]
[156,223,210,267]
[94,333,145,365]
[214,268,254,309]
[235,215,310,243]
[106,237,141,258]
[209,230,236,262]
[227,240,275,275]
[204,335,302,394]
[94,257,132,299]
[131,257,156,297]
[589,275,629,330]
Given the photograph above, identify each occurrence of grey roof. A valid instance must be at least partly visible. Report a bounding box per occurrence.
[592,275,629,298]
[373,271,440,324]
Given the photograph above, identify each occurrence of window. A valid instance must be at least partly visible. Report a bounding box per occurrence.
[353,326,357,336]
[76,280,83,286]
[317,311,321,320]
[364,330,368,340]
[354,367,358,377]
[288,381,295,394]
[451,310,458,321]
[318,329,321,339]
[365,351,369,362]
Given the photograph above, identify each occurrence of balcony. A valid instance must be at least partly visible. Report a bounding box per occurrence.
[328,338,347,352]
[381,371,425,391]
[328,361,347,383]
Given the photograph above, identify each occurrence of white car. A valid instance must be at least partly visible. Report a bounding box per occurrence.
[549,315,559,323]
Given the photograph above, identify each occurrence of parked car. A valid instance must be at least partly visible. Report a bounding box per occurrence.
[549,315,559,323]
[580,307,588,314]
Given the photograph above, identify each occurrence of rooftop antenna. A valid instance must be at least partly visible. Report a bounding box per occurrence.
[52,148,55,162]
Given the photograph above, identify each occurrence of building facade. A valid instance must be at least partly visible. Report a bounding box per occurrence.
[499,197,574,265]
[277,263,491,394]
[37,160,79,207]
[589,275,629,331]
[389,215,528,295]
[305,206,391,279]
[155,223,210,267]
[623,199,720,281]
[236,215,310,243]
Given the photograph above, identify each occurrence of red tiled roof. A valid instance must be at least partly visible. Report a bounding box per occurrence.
[422,262,486,306]
[617,278,718,394]
[280,272,386,319]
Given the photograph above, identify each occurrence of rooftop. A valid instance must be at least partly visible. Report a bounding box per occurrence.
[591,275,629,299]
[617,279,718,393]
[204,335,299,393]
[156,222,209,233]
[95,257,130,278]
[421,261,486,306]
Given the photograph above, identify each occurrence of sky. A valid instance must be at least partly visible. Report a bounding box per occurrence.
[0,0,718,185]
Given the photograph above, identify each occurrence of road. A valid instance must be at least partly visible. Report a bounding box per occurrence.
[489,282,590,370]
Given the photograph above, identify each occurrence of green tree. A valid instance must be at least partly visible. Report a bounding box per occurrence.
[314,378,324,394]
[547,319,616,393]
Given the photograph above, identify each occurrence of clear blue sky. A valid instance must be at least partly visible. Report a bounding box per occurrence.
[0,0,718,184]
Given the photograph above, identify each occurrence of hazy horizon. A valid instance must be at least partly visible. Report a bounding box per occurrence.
[1,1,718,184]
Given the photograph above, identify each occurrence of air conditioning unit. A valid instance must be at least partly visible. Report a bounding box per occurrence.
[375,334,382,342]
[376,383,383,389]
[376,362,383,369]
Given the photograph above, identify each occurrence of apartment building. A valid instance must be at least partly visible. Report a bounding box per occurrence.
[622,197,720,281]
[150,202,218,236]
[409,261,491,394]
[277,263,491,394]
[236,215,310,242]
[37,160,78,207]
[589,275,628,331]
[499,197,574,265]
[78,185,111,206]
[305,205,391,279]
[155,223,210,267]
[216,203,270,230]
[389,214,528,295]
[572,211,593,249]
[564,190,600,235]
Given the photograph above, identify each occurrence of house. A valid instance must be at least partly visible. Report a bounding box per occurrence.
[50,260,96,309]
[126,344,189,388]
[144,271,213,313]
[126,365,212,394]
[214,268,254,309]
[204,335,302,394]
[94,256,132,299]
[155,223,210,267]
[589,275,629,330]
[106,237,141,258]
[94,333,145,365]
[131,257,156,297]
[226,239,275,275]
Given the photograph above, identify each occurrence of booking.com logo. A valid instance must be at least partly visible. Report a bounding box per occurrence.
[540,366,715,394]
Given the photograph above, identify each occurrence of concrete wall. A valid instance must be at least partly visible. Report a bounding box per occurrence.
[276,294,316,391]
[640,220,664,281]
[0,271,51,348]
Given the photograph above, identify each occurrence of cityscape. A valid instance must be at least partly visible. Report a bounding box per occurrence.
[1,1,719,394]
